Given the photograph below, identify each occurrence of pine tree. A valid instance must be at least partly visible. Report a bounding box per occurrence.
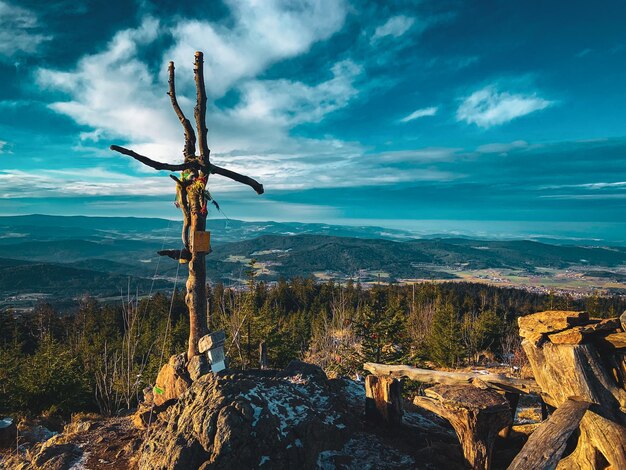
[358,288,407,364]
[428,296,464,367]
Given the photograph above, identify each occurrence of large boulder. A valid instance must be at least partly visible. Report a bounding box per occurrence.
[139,361,357,469]
[153,353,192,406]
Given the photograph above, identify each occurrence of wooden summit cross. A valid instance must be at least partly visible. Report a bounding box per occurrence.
[110,51,263,359]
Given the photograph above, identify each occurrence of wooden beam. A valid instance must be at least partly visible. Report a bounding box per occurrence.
[507,397,590,470]
[363,363,541,395]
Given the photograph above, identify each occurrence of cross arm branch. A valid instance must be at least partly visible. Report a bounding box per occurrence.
[109,145,264,194]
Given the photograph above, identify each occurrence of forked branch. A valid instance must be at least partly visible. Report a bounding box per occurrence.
[168,61,196,160]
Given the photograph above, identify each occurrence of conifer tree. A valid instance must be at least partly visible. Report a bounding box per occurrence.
[358,288,406,364]
[428,296,464,367]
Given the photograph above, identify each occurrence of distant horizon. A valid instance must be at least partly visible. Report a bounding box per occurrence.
[1,212,623,246]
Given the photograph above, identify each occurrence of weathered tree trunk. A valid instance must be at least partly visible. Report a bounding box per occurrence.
[508,397,590,470]
[365,375,403,426]
[413,384,511,470]
[519,310,626,469]
[110,51,263,363]
[186,211,208,359]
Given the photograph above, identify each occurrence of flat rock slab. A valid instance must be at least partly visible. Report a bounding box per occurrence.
[519,310,589,338]
[601,331,626,349]
[548,318,620,344]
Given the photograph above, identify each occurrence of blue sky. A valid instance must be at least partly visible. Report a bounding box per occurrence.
[1,0,626,242]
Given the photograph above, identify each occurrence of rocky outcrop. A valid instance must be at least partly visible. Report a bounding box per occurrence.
[138,361,451,469]
[2,362,466,469]
[153,353,193,407]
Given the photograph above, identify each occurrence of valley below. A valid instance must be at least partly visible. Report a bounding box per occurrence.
[1,214,625,312]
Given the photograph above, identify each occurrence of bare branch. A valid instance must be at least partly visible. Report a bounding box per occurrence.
[168,61,197,160]
[110,145,197,172]
[209,164,265,195]
[110,145,263,194]
[158,248,192,261]
[194,51,210,165]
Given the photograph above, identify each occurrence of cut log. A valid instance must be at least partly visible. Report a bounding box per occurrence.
[508,397,590,470]
[620,310,626,332]
[414,384,511,469]
[520,311,626,469]
[518,310,589,338]
[363,363,540,394]
[365,375,403,426]
[548,318,620,345]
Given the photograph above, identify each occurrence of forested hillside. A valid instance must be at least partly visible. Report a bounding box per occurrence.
[1,279,623,419]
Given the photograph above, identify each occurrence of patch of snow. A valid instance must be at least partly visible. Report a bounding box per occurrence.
[317,433,414,469]
[259,455,270,466]
[68,450,89,470]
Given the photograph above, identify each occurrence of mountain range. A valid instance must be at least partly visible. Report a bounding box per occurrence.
[1,215,625,310]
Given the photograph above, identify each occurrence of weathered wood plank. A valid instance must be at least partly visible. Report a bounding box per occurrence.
[363,363,541,394]
[507,397,590,470]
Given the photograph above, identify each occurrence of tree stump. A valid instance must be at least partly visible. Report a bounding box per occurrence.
[413,384,511,469]
[365,375,403,426]
[519,310,626,469]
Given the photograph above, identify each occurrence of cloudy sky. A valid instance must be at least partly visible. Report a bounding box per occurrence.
[1,0,626,242]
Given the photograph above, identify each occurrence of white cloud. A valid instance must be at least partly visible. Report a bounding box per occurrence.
[372,15,415,42]
[476,140,528,154]
[166,0,348,97]
[31,2,379,193]
[399,106,438,123]
[36,1,353,165]
[0,1,51,60]
[457,85,552,128]
[28,1,459,197]
[231,60,361,127]
[0,141,7,153]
